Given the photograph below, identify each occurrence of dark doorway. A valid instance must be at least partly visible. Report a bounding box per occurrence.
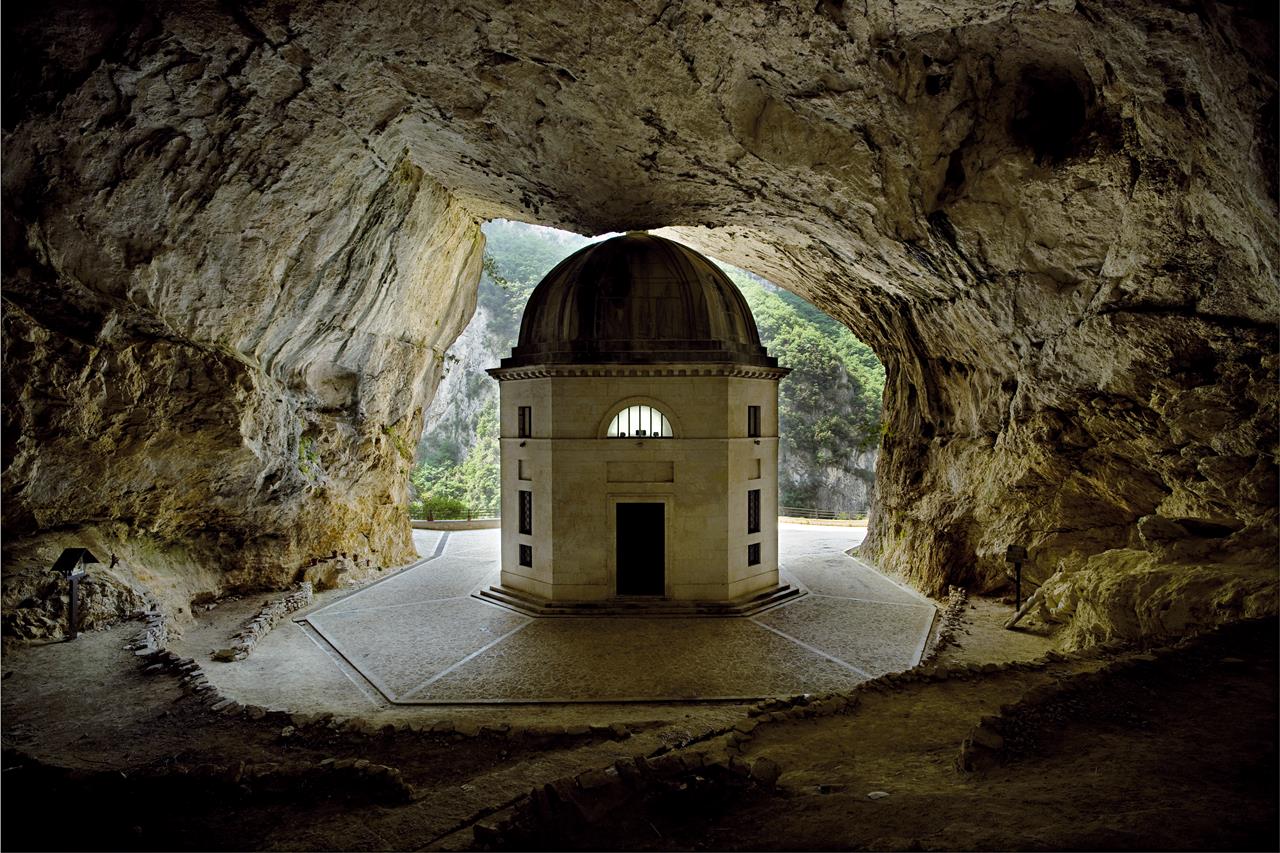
[616,502,664,596]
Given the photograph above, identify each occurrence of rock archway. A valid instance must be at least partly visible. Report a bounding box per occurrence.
[3,0,1275,644]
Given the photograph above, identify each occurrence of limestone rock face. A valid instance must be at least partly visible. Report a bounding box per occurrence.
[4,0,1275,642]
[3,2,485,617]
[781,439,877,516]
[3,564,149,641]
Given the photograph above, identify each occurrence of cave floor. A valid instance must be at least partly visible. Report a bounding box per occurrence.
[2,609,1273,851]
[15,523,1266,852]
[182,524,938,707]
[568,617,1279,852]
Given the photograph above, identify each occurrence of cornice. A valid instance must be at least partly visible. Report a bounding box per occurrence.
[486,363,791,382]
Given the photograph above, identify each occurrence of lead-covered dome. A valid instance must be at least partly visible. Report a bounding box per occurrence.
[499,233,778,368]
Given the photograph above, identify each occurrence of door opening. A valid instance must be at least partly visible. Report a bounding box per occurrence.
[616,502,664,596]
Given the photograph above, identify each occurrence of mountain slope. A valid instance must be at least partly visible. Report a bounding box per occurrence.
[414,221,883,516]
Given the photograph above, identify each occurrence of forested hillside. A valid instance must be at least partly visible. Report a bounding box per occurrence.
[411,221,883,518]
[726,268,884,513]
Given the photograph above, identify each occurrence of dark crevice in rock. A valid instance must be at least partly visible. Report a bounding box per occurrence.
[1009,64,1093,165]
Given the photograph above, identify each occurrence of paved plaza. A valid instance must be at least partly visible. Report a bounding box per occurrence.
[287,524,936,704]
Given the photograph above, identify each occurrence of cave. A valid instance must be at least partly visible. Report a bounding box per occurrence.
[2,1,1276,850]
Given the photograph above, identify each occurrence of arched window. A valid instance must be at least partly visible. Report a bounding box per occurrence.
[607,405,673,438]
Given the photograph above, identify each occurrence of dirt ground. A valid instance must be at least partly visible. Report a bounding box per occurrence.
[1,592,1274,851]
[933,595,1058,665]
[691,621,1277,851]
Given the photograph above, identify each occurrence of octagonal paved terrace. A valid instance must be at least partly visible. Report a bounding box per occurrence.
[262,524,935,705]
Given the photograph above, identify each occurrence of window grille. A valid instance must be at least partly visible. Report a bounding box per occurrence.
[519,490,533,535]
[748,489,761,534]
[518,406,532,438]
[606,405,673,438]
[748,543,761,566]
[519,544,533,567]
[747,405,761,437]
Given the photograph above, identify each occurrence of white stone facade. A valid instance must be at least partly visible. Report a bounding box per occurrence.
[491,364,787,602]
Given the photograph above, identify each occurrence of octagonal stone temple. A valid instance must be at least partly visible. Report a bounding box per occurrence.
[479,232,801,615]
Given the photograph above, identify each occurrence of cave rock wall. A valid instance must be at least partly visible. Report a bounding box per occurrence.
[3,1,484,618]
[3,0,1276,643]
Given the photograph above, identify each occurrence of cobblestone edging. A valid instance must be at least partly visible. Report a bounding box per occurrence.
[920,585,967,665]
[125,604,169,656]
[212,583,313,662]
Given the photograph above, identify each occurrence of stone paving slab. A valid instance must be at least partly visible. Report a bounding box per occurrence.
[411,528,445,557]
[206,614,378,711]
[320,559,494,614]
[404,617,867,703]
[752,594,936,678]
[783,558,926,604]
[431,529,499,558]
[309,598,530,699]
[293,524,935,704]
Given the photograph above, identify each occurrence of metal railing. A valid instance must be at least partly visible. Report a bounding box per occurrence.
[779,505,868,520]
[417,505,870,522]
[420,504,500,521]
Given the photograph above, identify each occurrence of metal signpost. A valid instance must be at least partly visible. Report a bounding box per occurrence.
[52,548,100,640]
[1005,544,1027,610]
[68,569,87,639]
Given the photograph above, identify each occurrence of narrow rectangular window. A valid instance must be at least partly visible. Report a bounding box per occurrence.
[518,406,532,438]
[519,544,533,568]
[747,542,761,566]
[519,490,533,535]
[748,489,761,534]
[747,405,761,437]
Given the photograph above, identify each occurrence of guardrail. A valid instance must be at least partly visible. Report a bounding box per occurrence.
[417,505,500,522]
[415,505,867,522]
[779,505,867,520]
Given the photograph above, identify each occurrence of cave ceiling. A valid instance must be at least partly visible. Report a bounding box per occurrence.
[2,0,1276,644]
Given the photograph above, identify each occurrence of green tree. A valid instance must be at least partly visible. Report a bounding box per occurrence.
[725,269,883,508]
[407,399,501,517]
[456,401,501,510]
[477,221,599,346]
[412,222,885,516]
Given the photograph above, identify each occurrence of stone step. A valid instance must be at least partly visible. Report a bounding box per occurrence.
[474,583,803,618]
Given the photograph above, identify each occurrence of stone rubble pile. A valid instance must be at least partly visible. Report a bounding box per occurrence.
[137,649,218,697]
[919,585,968,665]
[126,607,171,657]
[212,583,313,662]
[318,715,635,743]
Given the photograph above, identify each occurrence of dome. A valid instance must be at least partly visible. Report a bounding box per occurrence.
[499,233,778,368]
